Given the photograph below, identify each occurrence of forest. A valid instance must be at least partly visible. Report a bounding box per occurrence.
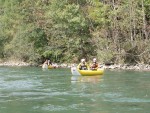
[0,0,150,65]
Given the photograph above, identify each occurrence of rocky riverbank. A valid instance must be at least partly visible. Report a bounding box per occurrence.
[0,61,150,71]
[0,61,30,66]
[57,63,150,71]
[102,64,150,71]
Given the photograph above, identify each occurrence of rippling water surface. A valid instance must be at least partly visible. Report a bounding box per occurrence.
[0,67,149,113]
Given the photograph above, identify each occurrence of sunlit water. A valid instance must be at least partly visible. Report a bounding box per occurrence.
[0,67,149,113]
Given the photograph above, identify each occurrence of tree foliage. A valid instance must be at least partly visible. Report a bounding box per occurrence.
[0,0,150,64]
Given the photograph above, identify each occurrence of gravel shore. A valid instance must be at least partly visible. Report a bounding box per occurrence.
[102,64,150,71]
[0,61,30,66]
[0,61,150,71]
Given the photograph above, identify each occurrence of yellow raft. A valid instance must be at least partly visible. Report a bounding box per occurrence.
[71,67,104,76]
[48,65,56,69]
[78,69,104,76]
[42,64,56,69]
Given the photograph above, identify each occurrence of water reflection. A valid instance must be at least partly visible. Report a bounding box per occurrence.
[71,75,103,83]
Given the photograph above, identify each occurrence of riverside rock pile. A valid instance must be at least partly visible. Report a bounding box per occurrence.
[103,64,150,71]
[0,61,150,71]
[0,61,30,66]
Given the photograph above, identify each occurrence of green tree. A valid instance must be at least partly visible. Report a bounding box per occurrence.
[44,1,93,62]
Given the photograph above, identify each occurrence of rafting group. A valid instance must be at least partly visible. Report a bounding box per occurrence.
[42,58,104,76]
[42,59,57,69]
[71,58,104,76]
[78,58,98,70]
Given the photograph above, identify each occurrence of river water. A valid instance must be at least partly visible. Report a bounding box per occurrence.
[0,67,149,113]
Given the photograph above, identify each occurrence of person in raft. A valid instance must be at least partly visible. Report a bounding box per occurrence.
[47,59,52,66]
[44,59,48,65]
[90,58,98,70]
[42,59,48,69]
[77,58,89,70]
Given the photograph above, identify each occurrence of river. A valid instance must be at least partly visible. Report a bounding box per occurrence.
[0,66,149,113]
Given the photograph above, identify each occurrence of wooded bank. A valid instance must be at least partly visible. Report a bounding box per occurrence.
[0,0,150,64]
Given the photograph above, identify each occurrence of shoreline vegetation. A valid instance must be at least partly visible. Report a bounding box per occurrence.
[0,61,150,71]
[1,1,150,66]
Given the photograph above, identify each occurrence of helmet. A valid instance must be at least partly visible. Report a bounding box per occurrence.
[81,59,85,62]
[93,58,96,62]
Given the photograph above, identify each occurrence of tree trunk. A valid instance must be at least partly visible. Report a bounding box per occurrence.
[142,0,148,40]
[129,0,134,46]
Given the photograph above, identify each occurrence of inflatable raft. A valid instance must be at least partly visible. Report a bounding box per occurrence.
[42,64,56,69]
[71,67,104,76]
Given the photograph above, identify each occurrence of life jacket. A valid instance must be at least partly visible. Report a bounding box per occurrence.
[91,62,98,69]
[78,62,88,70]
